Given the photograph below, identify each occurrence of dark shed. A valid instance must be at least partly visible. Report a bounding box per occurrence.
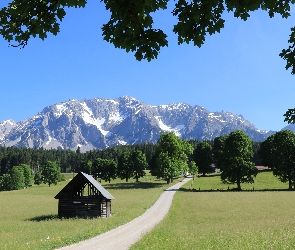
[54,172,114,218]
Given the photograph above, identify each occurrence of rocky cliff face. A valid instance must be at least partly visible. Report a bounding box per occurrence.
[0,120,17,141]
[0,96,275,152]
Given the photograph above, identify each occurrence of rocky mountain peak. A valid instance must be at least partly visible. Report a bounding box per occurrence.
[0,96,275,152]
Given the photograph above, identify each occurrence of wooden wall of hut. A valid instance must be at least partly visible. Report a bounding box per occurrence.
[58,196,111,218]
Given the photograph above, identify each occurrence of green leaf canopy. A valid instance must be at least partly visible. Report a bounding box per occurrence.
[221,130,257,190]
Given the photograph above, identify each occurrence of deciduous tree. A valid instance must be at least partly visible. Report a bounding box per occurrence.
[34,171,42,185]
[80,159,92,175]
[92,158,104,180]
[258,134,275,168]
[156,152,178,184]
[153,132,193,183]
[188,160,198,178]
[212,135,228,170]
[118,152,133,182]
[17,164,32,187]
[102,159,117,183]
[0,165,26,191]
[283,108,295,125]
[130,150,147,182]
[193,142,213,176]
[8,166,24,190]
[0,173,11,191]
[41,161,61,187]
[221,130,257,190]
[1,0,295,70]
[92,158,117,183]
[267,130,295,190]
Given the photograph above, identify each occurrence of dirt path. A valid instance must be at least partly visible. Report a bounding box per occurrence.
[57,177,191,250]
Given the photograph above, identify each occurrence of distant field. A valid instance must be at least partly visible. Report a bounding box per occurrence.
[189,170,289,191]
[0,172,174,250]
[131,172,295,249]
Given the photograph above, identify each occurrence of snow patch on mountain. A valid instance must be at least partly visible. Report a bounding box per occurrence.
[0,119,17,141]
[55,103,67,116]
[109,111,125,123]
[0,96,276,152]
[155,116,186,136]
[118,140,127,145]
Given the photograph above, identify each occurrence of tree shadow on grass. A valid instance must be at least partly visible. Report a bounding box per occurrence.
[178,187,295,192]
[103,182,165,190]
[197,174,221,178]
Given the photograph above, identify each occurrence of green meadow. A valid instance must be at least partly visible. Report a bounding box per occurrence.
[132,172,295,250]
[2,171,295,250]
[0,172,172,250]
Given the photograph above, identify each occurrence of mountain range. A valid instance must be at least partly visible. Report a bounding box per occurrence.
[0,96,280,152]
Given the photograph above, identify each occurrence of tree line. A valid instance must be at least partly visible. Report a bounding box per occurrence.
[0,161,64,191]
[0,143,157,175]
[196,129,295,191]
[2,130,294,191]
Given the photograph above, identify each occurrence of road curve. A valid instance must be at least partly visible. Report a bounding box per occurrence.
[57,177,191,250]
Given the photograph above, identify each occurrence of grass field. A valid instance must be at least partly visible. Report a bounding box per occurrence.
[0,172,173,250]
[131,172,295,249]
[188,170,289,191]
[2,171,295,249]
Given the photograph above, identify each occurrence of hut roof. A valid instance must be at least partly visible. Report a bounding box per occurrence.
[54,172,115,200]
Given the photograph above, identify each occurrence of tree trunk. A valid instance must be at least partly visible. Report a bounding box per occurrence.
[166,177,171,184]
[237,178,241,191]
[288,179,292,190]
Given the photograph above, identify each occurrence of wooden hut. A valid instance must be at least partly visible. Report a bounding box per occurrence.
[54,172,114,218]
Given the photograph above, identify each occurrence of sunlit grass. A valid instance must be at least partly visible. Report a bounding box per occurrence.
[189,171,289,191]
[2,171,293,250]
[132,172,295,250]
[0,172,174,250]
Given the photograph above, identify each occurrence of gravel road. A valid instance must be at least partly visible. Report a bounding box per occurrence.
[57,177,192,250]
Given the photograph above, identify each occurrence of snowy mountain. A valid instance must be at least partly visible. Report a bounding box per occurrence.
[0,96,275,152]
[0,120,17,141]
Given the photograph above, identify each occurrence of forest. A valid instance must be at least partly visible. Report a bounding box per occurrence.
[0,133,263,192]
[0,139,262,176]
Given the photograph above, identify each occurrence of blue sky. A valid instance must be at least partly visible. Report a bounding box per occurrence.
[1,1,295,131]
